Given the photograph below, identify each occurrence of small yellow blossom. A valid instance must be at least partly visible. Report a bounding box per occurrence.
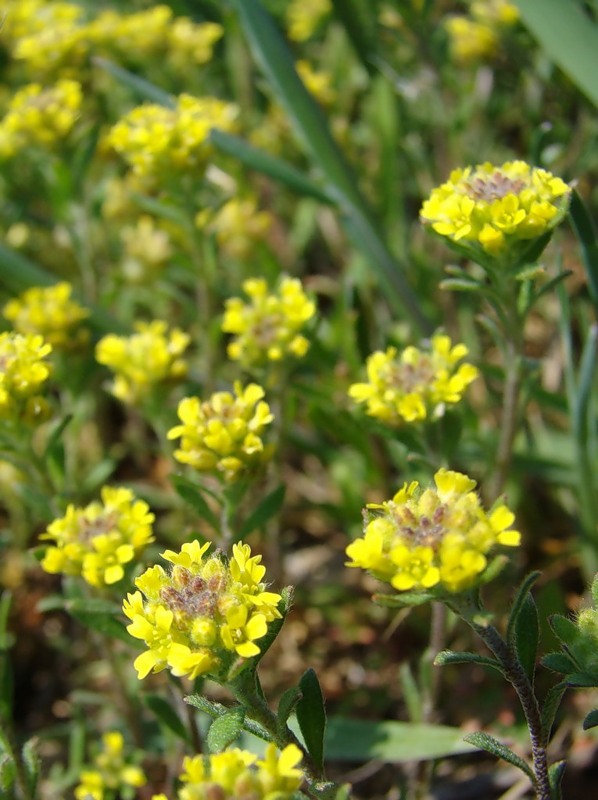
[3,283,89,349]
[0,80,83,157]
[105,94,238,181]
[472,0,520,27]
[287,0,331,41]
[95,321,190,404]
[40,486,155,587]
[123,541,282,681]
[74,730,146,800]
[168,382,274,482]
[0,332,52,423]
[444,17,498,63]
[196,197,272,260]
[296,60,336,106]
[346,468,521,593]
[167,19,223,68]
[420,160,571,264]
[222,277,316,369]
[349,333,478,426]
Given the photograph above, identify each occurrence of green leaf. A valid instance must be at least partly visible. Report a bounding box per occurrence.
[277,686,302,731]
[582,708,598,729]
[207,707,246,753]
[70,610,131,645]
[540,682,567,745]
[21,738,39,794]
[434,650,504,674]
[171,474,220,530]
[548,759,567,798]
[548,614,579,647]
[331,0,378,75]
[506,571,541,646]
[296,668,326,773]
[439,278,484,292]
[565,672,598,688]
[541,652,577,674]
[514,595,540,684]
[462,732,535,781]
[210,130,334,205]
[323,718,477,762]
[230,0,431,333]
[238,484,285,539]
[92,57,175,106]
[399,663,422,723]
[143,694,190,743]
[0,754,15,791]
[373,591,436,608]
[515,0,598,108]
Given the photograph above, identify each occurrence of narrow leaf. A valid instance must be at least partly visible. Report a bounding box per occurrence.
[144,694,190,743]
[171,474,219,530]
[565,672,598,688]
[541,652,577,674]
[548,760,567,797]
[21,738,40,794]
[70,611,131,644]
[462,732,535,781]
[207,707,246,753]
[0,755,15,791]
[434,650,504,674]
[514,594,540,684]
[540,682,567,745]
[506,571,541,646]
[210,130,334,204]
[92,57,175,106]
[331,0,378,74]
[373,591,436,608]
[277,686,302,730]
[515,0,598,108]
[548,614,580,647]
[582,708,598,729]
[239,484,286,538]
[296,668,326,773]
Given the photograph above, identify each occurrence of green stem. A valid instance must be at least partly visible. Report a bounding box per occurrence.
[488,335,522,500]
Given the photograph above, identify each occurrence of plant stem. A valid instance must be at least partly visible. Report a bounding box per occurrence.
[453,599,551,800]
[489,335,522,501]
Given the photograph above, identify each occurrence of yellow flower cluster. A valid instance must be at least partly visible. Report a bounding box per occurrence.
[123,541,282,680]
[0,80,82,157]
[348,334,478,426]
[445,0,519,64]
[286,0,332,41]
[12,3,222,78]
[168,382,274,483]
[40,487,155,587]
[105,94,238,180]
[119,216,174,283]
[0,332,52,424]
[3,282,89,350]
[149,744,303,800]
[196,197,272,260]
[420,160,571,261]
[1,1,83,43]
[222,277,316,368]
[346,468,521,593]
[95,321,190,404]
[75,731,146,800]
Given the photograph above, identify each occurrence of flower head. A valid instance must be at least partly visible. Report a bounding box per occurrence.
[346,468,520,593]
[0,80,82,157]
[222,277,316,369]
[420,161,571,266]
[3,282,89,350]
[105,94,237,181]
[348,334,478,425]
[40,487,155,587]
[95,321,190,404]
[167,382,274,482]
[286,0,331,41]
[196,197,272,260]
[74,730,146,800]
[123,541,282,680]
[0,332,52,423]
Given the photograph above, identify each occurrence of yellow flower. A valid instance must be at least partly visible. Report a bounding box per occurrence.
[40,486,155,587]
[420,161,571,266]
[222,277,316,369]
[348,333,478,426]
[286,0,331,41]
[75,730,146,800]
[175,744,302,799]
[296,60,336,106]
[105,94,238,181]
[0,80,82,157]
[197,197,272,260]
[3,283,89,350]
[167,382,274,482]
[95,321,190,404]
[472,0,520,27]
[0,332,52,423]
[122,541,282,681]
[346,468,521,594]
[444,17,498,64]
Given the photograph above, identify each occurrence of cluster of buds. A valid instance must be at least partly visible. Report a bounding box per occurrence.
[0,331,52,424]
[3,282,89,350]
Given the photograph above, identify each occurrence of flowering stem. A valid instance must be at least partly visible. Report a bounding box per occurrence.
[449,598,552,800]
